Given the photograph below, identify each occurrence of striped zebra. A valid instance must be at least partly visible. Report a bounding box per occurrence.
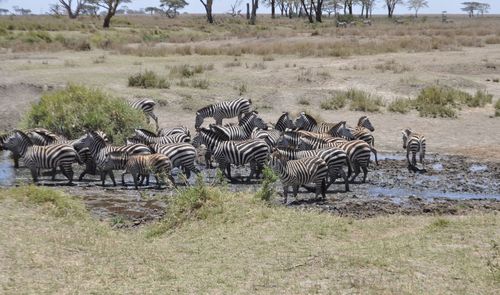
[270,150,328,204]
[1,131,21,168]
[195,97,252,129]
[251,128,281,148]
[274,112,295,131]
[348,116,378,165]
[127,130,190,145]
[103,152,175,189]
[209,111,268,140]
[193,127,269,181]
[2,130,81,184]
[157,126,190,137]
[274,147,349,192]
[75,131,151,185]
[402,129,426,170]
[129,98,159,131]
[294,135,372,183]
[149,143,200,180]
[26,128,67,146]
[294,112,353,138]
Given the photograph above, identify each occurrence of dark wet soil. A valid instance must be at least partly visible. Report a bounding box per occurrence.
[1,151,499,225]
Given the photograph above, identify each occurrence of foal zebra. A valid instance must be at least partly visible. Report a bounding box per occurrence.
[270,151,328,204]
[193,127,270,181]
[209,111,268,140]
[149,143,200,180]
[2,130,81,184]
[349,116,378,165]
[129,98,159,131]
[402,129,426,170]
[195,97,252,129]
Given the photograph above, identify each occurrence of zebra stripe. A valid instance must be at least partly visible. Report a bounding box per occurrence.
[2,130,81,184]
[119,152,175,189]
[157,126,190,137]
[251,128,281,147]
[402,129,426,169]
[128,131,190,145]
[274,112,295,132]
[209,111,268,140]
[149,143,200,179]
[1,131,21,168]
[270,151,328,204]
[129,98,159,130]
[195,97,252,129]
[274,147,349,192]
[294,112,353,138]
[348,116,378,164]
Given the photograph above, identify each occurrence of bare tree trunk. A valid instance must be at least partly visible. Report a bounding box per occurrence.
[200,0,214,23]
[301,0,314,23]
[250,0,258,25]
[271,0,275,18]
[103,13,112,28]
[246,3,250,19]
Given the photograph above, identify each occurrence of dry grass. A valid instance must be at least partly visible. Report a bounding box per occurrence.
[0,186,498,293]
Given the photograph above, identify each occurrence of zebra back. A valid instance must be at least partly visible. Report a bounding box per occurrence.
[213,138,270,167]
[130,132,190,145]
[270,151,328,186]
[195,97,252,129]
[158,126,190,137]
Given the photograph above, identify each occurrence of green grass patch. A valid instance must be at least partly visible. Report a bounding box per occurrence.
[128,70,170,89]
[388,98,414,114]
[2,186,88,219]
[255,166,278,202]
[321,89,384,112]
[495,100,500,117]
[320,95,347,110]
[23,84,147,143]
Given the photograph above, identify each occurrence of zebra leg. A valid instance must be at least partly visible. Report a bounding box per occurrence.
[121,172,127,186]
[79,170,87,181]
[101,170,107,186]
[30,168,39,183]
[319,180,327,199]
[145,175,150,186]
[52,167,59,181]
[109,171,117,187]
[283,185,289,204]
[361,165,368,183]
[419,151,425,169]
[412,152,417,167]
[65,167,74,185]
[154,175,162,189]
[406,150,411,167]
[339,169,350,192]
[183,167,191,180]
[13,154,20,168]
[292,185,299,202]
[349,163,361,183]
[372,147,378,166]
[132,174,139,190]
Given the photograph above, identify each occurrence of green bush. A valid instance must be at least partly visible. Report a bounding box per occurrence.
[146,175,224,238]
[128,70,170,89]
[320,95,347,110]
[21,30,53,43]
[414,86,479,118]
[495,100,500,117]
[466,90,493,107]
[388,98,414,114]
[23,84,147,143]
[321,89,383,112]
[255,166,278,202]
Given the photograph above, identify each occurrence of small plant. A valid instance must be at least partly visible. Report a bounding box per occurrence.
[255,166,278,202]
[190,79,209,89]
[495,100,500,117]
[320,95,347,110]
[262,55,275,61]
[388,98,414,114]
[128,70,170,89]
[252,62,267,70]
[93,55,106,64]
[235,82,247,95]
[466,90,492,107]
[374,59,412,73]
[111,215,125,227]
[427,218,451,231]
[224,59,241,67]
[298,97,310,106]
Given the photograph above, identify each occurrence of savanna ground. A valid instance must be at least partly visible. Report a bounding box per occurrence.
[0,14,499,293]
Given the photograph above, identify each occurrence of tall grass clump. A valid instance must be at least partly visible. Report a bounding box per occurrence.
[388,98,414,114]
[255,166,278,202]
[321,89,383,112]
[23,84,147,143]
[495,100,500,117]
[146,175,225,238]
[128,70,170,89]
[320,95,347,110]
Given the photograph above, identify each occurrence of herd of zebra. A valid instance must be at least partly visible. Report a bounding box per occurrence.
[0,97,426,203]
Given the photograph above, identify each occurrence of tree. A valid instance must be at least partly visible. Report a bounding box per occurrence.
[385,0,404,18]
[81,3,99,15]
[477,2,490,16]
[300,1,325,23]
[144,6,157,15]
[250,0,259,25]
[55,0,87,19]
[324,0,343,17]
[199,0,213,23]
[160,0,187,18]
[229,0,243,16]
[0,8,9,15]
[88,0,131,28]
[263,0,277,18]
[407,0,427,17]
[461,2,487,17]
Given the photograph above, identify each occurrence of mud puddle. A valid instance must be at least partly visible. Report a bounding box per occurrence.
[1,151,499,223]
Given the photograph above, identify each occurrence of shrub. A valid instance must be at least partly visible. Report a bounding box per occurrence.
[190,79,209,89]
[146,175,224,238]
[320,95,347,110]
[466,90,492,107]
[128,70,170,89]
[495,100,500,117]
[388,98,414,114]
[345,89,384,112]
[23,84,147,143]
[298,98,310,106]
[255,166,278,202]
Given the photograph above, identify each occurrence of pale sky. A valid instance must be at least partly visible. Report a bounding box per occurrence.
[0,0,498,15]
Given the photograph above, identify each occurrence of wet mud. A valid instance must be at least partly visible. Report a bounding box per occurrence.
[1,151,499,224]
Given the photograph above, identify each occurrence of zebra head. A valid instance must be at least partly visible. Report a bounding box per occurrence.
[269,148,287,171]
[294,112,317,131]
[195,111,204,130]
[75,130,107,151]
[402,129,411,149]
[275,112,295,132]
[248,112,268,131]
[2,130,32,155]
[358,116,374,132]
[337,121,354,140]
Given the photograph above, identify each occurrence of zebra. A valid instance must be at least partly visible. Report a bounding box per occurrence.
[1,131,21,168]
[402,129,426,170]
[74,130,151,185]
[274,112,295,132]
[274,147,349,192]
[157,126,190,137]
[251,128,281,148]
[294,112,353,138]
[209,111,268,140]
[195,97,252,129]
[129,98,159,131]
[2,130,81,184]
[293,134,372,183]
[26,128,67,146]
[270,150,328,204]
[336,20,347,28]
[149,143,200,180]
[348,116,378,165]
[193,127,269,181]
[127,131,190,145]
[103,151,175,189]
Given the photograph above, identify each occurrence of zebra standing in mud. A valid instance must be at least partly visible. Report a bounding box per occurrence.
[192,127,270,181]
[270,150,329,204]
[194,97,252,129]
[294,112,353,138]
[1,130,81,184]
[402,128,426,170]
[149,143,200,180]
[209,111,268,140]
[129,98,160,131]
[127,129,190,145]
[349,116,378,165]
[1,131,21,168]
[103,151,175,189]
[274,147,350,192]
[251,112,295,147]
[75,130,151,185]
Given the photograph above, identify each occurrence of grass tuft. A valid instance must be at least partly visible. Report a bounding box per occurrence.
[388,98,414,114]
[495,100,500,117]
[255,166,278,202]
[128,70,170,89]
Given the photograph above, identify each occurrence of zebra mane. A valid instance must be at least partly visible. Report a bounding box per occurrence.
[12,130,33,144]
[135,128,157,137]
[300,112,318,126]
[88,130,108,145]
[201,126,229,141]
[29,128,59,140]
[196,104,213,115]
[238,111,257,126]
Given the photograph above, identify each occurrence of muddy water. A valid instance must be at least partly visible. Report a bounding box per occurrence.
[1,151,499,223]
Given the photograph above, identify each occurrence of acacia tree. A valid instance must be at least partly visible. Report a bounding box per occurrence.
[56,0,87,19]
[407,0,427,17]
[200,0,213,23]
[160,0,187,18]
[385,0,404,18]
[89,0,131,28]
[324,0,343,17]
